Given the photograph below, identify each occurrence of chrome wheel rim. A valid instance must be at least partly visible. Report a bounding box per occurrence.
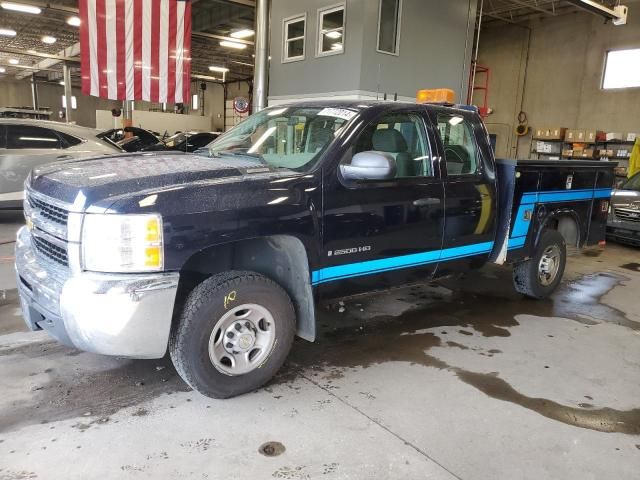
[538,245,561,287]
[208,304,276,376]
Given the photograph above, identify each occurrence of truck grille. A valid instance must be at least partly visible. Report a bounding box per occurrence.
[614,208,640,222]
[25,190,71,242]
[28,195,69,226]
[32,235,69,267]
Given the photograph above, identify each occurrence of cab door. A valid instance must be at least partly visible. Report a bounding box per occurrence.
[319,108,445,298]
[429,109,497,276]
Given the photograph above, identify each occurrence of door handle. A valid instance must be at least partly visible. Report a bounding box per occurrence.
[413,197,441,207]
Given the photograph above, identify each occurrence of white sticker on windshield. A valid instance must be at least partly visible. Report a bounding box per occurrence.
[318,108,358,121]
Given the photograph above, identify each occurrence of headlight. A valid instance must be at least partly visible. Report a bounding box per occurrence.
[82,214,163,272]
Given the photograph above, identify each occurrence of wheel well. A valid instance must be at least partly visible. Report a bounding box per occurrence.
[178,236,316,342]
[545,214,580,247]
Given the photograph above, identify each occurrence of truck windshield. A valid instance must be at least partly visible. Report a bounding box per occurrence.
[206,106,360,171]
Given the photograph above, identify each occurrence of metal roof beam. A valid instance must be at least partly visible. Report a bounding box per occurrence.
[15,42,80,79]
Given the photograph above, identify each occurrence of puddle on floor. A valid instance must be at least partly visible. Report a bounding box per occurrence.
[283,269,640,435]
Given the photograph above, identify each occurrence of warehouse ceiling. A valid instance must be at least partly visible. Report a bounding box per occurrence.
[0,0,255,87]
[483,0,622,24]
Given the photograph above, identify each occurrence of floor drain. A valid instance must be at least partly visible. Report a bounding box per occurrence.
[258,441,285,457]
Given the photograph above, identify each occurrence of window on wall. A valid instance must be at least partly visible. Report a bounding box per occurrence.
[377,0,402,55]
[317,4,345,56]
[283,14,306,62]
[603,48,640,89]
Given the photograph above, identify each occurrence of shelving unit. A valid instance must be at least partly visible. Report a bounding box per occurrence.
[530,136,636,178]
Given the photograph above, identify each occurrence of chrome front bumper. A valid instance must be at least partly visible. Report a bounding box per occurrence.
[15,226,180,359]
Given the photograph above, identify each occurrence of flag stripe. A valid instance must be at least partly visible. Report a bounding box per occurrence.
[96,0,108,96]
[105,0,117,99]
[167,2,177,105]
[182,0,191,105]
[79,0,90,95]
[150,0,161,104]
[133,0,142,100]
[88,0,99,96]
[175,0,184,104]
[124,0,134,100]
[116,0,126,100]
[159,0,169,103]
[80,0,190,104]
[141,0,151,101]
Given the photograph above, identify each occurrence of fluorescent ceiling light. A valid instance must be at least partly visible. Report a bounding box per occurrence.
[208,66,229,73]
[220,40,247,50]
[0,67,5,73]
[0,28,16,36]
[449,116,464,126]
[41,35,56,44]
[8,58,19,64]
[67,16,81,27]
[230,29,254,39]
[330,43,343,51]
[59,81,65,85]
[1,2,41,14]
[326,31,342,39]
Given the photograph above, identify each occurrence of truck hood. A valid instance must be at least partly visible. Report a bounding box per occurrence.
[611,188,640,209]
[29,152,276,209]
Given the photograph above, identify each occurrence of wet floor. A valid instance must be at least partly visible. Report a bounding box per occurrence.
[1,241,639,479]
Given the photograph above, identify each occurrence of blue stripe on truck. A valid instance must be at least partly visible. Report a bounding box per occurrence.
[311,187,612,285]
[311,241,494,285]
[508,188,612,250]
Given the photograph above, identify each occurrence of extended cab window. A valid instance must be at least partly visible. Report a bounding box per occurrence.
[7,125,61,149]
[436,114,478,175]
[349,112,432,178]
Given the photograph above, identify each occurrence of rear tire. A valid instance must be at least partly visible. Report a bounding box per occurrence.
[170,271,295,398]
[513,229,566,299]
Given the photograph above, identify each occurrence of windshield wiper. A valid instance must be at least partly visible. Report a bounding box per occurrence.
[211,150,266,164]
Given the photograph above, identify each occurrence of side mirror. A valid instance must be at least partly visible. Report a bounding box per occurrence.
[340,151,396,181]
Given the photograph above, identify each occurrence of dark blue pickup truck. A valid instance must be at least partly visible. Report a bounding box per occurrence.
[16,101,615,398]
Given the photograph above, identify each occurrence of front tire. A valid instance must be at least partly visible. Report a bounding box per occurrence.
[513,229,566,299]
[170,271,295,398]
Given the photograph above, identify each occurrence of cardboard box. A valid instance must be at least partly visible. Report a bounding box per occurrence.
[533,127,546,140]
[583,130,604,144]
[546,127,567,140]
[626,132,638,142]
[562,149,574,157]
[606,132,624,142]
[580,149,595,158]
[565,129,586,142]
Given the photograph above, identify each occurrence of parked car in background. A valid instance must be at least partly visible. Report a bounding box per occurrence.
[0,119,121,209]
[607,172,640,246]
[98,126,165,152]
[163,131,221,153]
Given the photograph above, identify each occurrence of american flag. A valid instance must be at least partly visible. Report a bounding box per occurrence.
[79,0,192,104]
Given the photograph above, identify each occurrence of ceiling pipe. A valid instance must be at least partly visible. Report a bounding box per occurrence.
[563,0,628,24]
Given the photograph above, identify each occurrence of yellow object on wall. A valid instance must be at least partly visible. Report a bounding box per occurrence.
[629,138,640,178]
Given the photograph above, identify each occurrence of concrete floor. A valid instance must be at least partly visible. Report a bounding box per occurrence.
[1,213,640,480]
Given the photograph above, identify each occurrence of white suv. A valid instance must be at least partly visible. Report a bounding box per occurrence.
[0,119,121,208]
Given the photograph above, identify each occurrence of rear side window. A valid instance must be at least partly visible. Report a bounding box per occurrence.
[6,125,61,149]
[351,112,432,178]
[58,131,83,148]
[436,114,478,175]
